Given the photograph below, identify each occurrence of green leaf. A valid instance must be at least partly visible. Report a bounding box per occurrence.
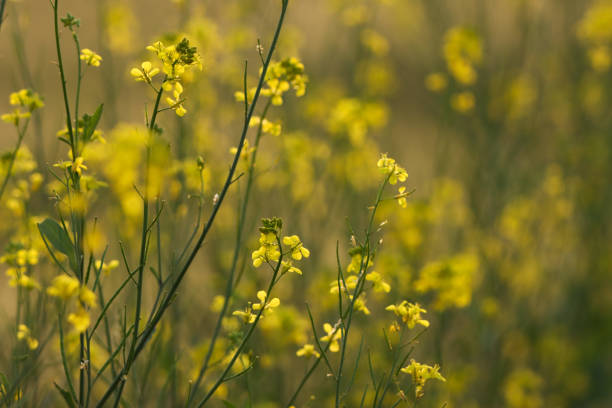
[82,104,104,142]
[54,382,76,408]
[38,218,74,258]
[221,401,236,408]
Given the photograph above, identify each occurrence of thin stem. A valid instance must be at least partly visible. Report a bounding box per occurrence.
[52,0,76,160]
[0,118,30,202]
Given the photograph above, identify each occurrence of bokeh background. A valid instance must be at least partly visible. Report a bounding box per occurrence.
[1,0,612,406]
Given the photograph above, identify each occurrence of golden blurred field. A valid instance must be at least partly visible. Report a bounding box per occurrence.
[0,0,611,407]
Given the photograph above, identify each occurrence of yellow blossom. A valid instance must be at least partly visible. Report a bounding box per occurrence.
[130,61,159,83]
[365,271,391,293]
[68,306,91,333]
[377,153,408,185]
[425,72,448,92]
[282,235,310,260]
[296,344,320,358]
[17,324,39,350]
[95,259,119,275]
[386,301,430,329]
[401,359,446,398]
[47,275,80,300]
[80,48,102,67]
[320,323,341,352]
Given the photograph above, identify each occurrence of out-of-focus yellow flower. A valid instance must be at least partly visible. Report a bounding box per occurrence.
[503,368,543,408]
[415,252,479,310]
[361,29,389,56]
[79,286,97,308]
[2,89,43,126]
[17,324,39,350]
[425,72,448,92]
[296,343,320,358]
[351,294,370,315]
[320,323,341,352]
[588,45,611,71]
[443,26,482,85]
[80,48,102,67]
[401,359,446,398]
[47,275,80,300]
[365,271,391,292]
[386,301,429,329]
[95,259,119,275]
[68,306,91,333]
[450,91,475,113]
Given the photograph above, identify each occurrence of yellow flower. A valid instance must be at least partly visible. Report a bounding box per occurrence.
[401,359,446,398]
[386,301,430,329]
[450,91,475,113]
[365,271,391,293]
[47,275,80,300]
[79,286,97,308]
[281,260,302,275]
[320,323,341,352]
[6,267,40,290]
[8,89,44,110]
[351,294,370,315]
[68,306,91,333]
[397,186,408,208]
[232,290,280,324]
[377,153,408,185]
[296,344,320,358]
[252,231,280,267]
[17,324,39,350]
[330,275,358,294]
[165,81,187,117]
[95,259,119,275]
[80,48,102,67]
[71,157,88,176]
[1,109,30,126]
[425,72,448,92]
[252,290,280,311]
[282,235,310,260]
[130,61,159,83]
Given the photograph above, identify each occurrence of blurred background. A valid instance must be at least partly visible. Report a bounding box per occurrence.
[1,0,611,406]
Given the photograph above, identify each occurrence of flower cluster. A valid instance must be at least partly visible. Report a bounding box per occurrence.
[17,324,39,350]
[377,153,409,208]
[1,89,44,126]
[235,57,307,106]
[424,26,482,113]
[1,245,40,290]
[400,359,446,398]
[577,1,612,72]
[385,301,430,329]
[131,38,201,116]
[47,275,97,333]
[251,218,309,275]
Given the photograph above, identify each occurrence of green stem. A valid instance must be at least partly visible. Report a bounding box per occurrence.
[52,0,76,160]
[0,118,30,202]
